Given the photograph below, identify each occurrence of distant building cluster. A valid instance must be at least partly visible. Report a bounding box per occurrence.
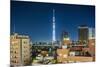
[10,25,95,66]
[57,25,95,63]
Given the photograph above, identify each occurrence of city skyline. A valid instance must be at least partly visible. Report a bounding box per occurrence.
[11,1,95,42]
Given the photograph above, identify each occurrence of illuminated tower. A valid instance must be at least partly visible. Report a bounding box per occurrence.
[52,9,56,44]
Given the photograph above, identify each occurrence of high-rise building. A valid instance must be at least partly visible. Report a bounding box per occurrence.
[56,32,70,63]
[61,31,71,48]
[10,33,32,66]
[88,28,95,39]
[52,9,56,45]
[78,25,89,43]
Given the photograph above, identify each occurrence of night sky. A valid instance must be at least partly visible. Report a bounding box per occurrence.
[11,1,95,42]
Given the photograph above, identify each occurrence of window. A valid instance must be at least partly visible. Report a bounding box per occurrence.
[10,46,13,49]
[14,51,18,54]
[10,51,13,53]
[10,56,13,58]
[24,50,26,53]
[15,60,16,63]
[24,46,27,48]
[16,60,18,63]
[11,60,14,63]
[23,41,27,44]
[91,43,95,46]
[24,46,25,48]
[15,45,18,49]
[15,56,17,58]
[15,51,17,53]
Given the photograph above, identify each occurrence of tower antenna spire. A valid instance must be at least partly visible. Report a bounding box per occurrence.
[13,23,15,34]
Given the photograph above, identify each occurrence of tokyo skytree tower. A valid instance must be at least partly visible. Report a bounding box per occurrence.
[52,9,56,44]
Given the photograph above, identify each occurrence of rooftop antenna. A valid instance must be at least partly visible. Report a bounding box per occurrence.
[13,23,15,34]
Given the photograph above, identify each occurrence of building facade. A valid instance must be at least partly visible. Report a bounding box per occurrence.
[88,28,95,39]
[78,25,89,43]
[88,28,95,61]
[10,33,32,66]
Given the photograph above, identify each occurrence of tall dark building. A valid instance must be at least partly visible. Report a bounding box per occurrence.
[78,25,89,43]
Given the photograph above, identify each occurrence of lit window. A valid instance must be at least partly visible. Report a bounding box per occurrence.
[63,54,67,58]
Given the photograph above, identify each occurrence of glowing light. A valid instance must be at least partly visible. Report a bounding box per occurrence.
[63,38,70,40]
